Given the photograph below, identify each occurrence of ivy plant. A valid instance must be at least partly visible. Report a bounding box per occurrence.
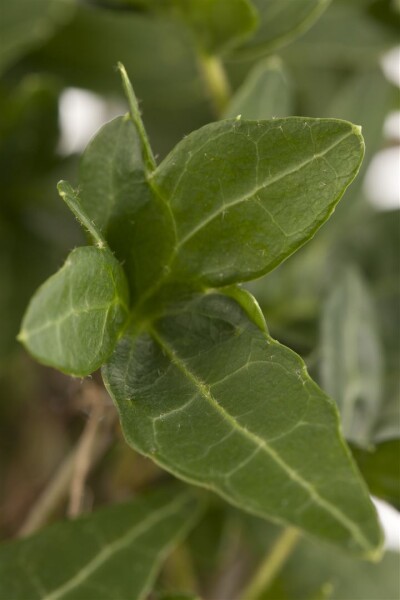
[3,0,399,598]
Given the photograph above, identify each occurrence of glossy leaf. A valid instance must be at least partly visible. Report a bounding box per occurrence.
[352,440,400,509]
[0,0,74,73]
[235,0,331,58]
[19,246,129,377]
[320,267,383,447]
[78,114,175,297]
[0,486,202,600]
[224,58,292,120]
[147,117,364,291]
[103,293,382,557]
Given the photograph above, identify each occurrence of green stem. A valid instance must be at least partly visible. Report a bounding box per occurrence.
[58,181,107,249]
[162,543,199,593]
[117,62,156,173]
[198,53,231,118]
[240,528,300,600]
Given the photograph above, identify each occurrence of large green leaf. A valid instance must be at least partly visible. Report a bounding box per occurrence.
[224,58,292,120]
[0,0,74,74]
[0,485,202,600]
[320,267,383,447]
[234,0,331,58]
[103,293,382,556]
[19,245,129,376]
[78,115,175,297]
[143,118,363,293]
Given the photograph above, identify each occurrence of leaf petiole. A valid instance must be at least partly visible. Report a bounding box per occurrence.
[117,61,157,173]
[240,528,301,600]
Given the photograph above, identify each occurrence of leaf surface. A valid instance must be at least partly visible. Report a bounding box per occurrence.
[234,0,331,58]
[103,293,382,556]
[78,115,175,296]
[19,246,129,377]
[148,118,364,290]
[0,486,202,600]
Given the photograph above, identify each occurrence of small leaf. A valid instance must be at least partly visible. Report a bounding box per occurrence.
[103,293,382,556]
[78,114,175,297]
[319,267,383,447]
[147,118,364,291]
[19,246,129,377]
[234,0,331,58]
[0,485,203,600]
[224,57,292,120]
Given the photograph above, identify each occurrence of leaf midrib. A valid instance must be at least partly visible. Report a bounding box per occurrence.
[149,325,373,554]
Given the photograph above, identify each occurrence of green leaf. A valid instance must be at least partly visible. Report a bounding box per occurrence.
[90,0,258,55]
[78,114,175,297]
[352,440,400,509]
[146,118,364,292]
[103,293,382,557]
[234,0,331,58]
[224,57,292,120]
[338,210,400,443]
[0,485,203,600]
[19,246,129,377]
[319,267,383,447]
[169,0,258,55]
[0,0,74,74]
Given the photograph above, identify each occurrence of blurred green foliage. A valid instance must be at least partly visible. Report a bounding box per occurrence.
[0,0,399,597]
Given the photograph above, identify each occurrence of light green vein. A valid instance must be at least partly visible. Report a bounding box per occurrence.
[175,129,354,249]
[149,327,373,554]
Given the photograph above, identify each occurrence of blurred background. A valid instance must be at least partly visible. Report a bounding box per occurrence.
[0,0,399,596]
